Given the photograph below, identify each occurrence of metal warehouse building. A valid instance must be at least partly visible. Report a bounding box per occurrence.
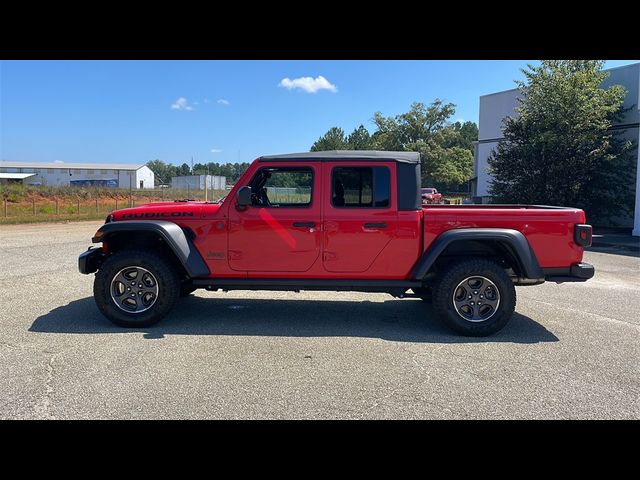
[473,62,640,235]
[0,161,154,189]
[171,175,226,190]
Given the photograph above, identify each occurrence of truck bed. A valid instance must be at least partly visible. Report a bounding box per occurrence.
[422,204,586,268]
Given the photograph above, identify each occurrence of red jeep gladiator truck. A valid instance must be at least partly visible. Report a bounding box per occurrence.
[79,151,594,336]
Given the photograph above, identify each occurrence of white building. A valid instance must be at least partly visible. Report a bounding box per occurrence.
[473,62,640,234]
[0,161,155,189]
[171,175,226,190]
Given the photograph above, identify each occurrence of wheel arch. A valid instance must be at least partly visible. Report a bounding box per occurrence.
[94,220,209,278]
[411,228,544,281]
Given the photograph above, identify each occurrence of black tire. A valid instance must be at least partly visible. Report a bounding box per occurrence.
[179,284,197,298]
[433,258,516,336]
[413,287,433,303]
[94,248,180,327]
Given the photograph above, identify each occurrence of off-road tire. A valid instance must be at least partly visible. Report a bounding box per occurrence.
[180,284,197,297]
[94,249,180,327]
[413,287,433,303]
[433,258,516,336]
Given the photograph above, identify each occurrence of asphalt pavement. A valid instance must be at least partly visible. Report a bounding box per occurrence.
[0,221,638,419]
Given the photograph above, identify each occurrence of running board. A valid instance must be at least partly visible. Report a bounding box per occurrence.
[191,278,422,295]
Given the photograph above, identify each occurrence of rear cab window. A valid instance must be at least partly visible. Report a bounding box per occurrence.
[331,166,390,208]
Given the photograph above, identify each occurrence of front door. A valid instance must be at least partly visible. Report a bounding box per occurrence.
[228,163,321,272]
[323,162,397,273]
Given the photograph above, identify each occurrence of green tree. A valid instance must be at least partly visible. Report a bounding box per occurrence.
[146,159,177,185]
[488,60,636,223]
[451,121,479,152]
[346,125,372,150]
[310,101,477,189]
[370,100,474,187]
[310,127,347,151]
[178,163,191,176]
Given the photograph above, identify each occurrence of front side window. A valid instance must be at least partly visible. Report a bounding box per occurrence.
[332,166,390,208]
[249,167,313,207]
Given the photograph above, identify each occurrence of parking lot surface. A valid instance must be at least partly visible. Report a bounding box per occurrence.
[0,221,638,419]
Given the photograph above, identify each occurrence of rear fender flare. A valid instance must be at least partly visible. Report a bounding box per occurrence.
[411,228,543,280]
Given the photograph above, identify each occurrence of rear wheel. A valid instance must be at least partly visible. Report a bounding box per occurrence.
[413,287,433,303]
[94,249,180,327]
[433,258,515,336]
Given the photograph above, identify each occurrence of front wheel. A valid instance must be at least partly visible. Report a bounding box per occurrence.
[94,249,180,327]
[433,258,516,336]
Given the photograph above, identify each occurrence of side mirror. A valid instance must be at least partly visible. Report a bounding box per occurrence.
[236,186,252,209]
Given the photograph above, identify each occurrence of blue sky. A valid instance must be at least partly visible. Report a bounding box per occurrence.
[1,60,638,166]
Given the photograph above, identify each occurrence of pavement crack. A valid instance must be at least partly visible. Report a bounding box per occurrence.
[34,351,62,420]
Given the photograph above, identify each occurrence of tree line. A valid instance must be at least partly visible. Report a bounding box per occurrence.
[311,100,478,191]
[146,159,250,186]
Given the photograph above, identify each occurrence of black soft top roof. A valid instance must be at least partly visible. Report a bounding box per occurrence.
[259,150,420,164]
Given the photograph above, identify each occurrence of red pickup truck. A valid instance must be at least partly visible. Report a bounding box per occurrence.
[421,188,442,204]
[79,151,594,336]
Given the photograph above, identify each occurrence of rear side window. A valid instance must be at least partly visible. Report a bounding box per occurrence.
[332,166,390,208]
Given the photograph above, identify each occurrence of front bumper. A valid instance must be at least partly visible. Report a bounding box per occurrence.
[78,247,105,274]
[543,262,595,283]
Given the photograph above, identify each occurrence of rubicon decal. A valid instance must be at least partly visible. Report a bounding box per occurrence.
[121,212,195,219]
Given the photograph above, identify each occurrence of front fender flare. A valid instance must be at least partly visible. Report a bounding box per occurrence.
[94,220,210,278]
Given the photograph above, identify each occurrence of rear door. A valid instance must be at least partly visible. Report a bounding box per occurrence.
[228,163,321,272]
[322,162,397,273]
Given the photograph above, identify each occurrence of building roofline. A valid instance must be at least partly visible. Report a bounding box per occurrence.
[0,161,147,170]
[480,87,519,99]
[480,62,640,99]
[603,62,640,73]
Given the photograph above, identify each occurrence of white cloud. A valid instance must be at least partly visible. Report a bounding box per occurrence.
[170,97,194,111]
[217,99,230,105]
[53,160,64,163]
[210,148,222,153]
[278,75,337,93]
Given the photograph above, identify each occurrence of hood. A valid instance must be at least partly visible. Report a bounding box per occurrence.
[111,201,219,221]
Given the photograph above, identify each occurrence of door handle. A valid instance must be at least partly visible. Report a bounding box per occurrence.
[293,222,316,228]
[364,222,387,229]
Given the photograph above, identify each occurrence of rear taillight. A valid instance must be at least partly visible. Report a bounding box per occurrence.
[574,224,592,247]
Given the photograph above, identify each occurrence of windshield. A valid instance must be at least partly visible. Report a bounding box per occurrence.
[421,188,435,194]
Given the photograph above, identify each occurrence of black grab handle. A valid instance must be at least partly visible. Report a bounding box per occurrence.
[364,223,387,229]
[293,222,316,228]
